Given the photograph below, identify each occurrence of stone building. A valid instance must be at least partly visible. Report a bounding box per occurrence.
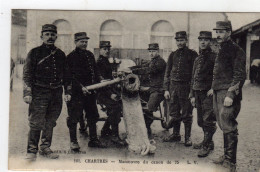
[232,19,260,79]
[26,10,226,61]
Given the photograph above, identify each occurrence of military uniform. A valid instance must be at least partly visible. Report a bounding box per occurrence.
[97,44,122,133]
[132,43,166,136]
[163,31,198,145]
[65,32,105,149]
[212,21,246,170]
[23,24,67,159]
[189,31,217,157]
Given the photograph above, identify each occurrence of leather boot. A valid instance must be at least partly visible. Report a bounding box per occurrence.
[111,124,127,146]
[184,123,192,147]
[79,117,88,137]
[88,137,107,148]
[68,124,80,152]
[163,122,181,142]
[88,122,107,148]
[213,133,228,164]
[70,142,80,152]
[198,130,215,157]
[39,127,59,159]
[101,121,112,138]
[26,129,41,161]
[222,131,238,171]
[68,125,78,143]
[144,111,153,139]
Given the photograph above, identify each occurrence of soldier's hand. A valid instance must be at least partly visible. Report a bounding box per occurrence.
[82,87,91,95]
[111,94,120,101]
[23,96,32,104]
[164,91,170,100]
[190,97,195,107]
[64,95,71,102]
[207,89,213,96]
[224,97,233,107]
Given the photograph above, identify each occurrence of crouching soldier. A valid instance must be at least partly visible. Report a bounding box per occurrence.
[97,41,125,146]
[189,31,217,157]
[65,32,107,152]
[131,43,166,138]
[23,24,67,160]
[212,21,246,172]
[163,31,198,146]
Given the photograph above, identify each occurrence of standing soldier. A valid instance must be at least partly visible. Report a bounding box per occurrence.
[23,24,67,160]
[163,31,198,146]
[189,31,217,157]
[131,43,166,138]
[96,41,125,145]
[212,21,246,171]
[65,32,106,152]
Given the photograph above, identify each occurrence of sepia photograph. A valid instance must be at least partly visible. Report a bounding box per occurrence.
[7,8,260,172]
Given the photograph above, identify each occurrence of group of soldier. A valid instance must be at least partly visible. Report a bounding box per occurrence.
[22,20,246,172]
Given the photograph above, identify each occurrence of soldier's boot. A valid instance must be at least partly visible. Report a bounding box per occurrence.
[79,118,88,137]
[144,111,154,139]
[198,131,214,157]
[69,125,80,152]
[222,131,238,172]
[163,122,181,142]
[213,133,228,164]
[88,122,107,148]
[184,123,192,147]
[111,124,127,146]
[101,121,112,138]
[39,128,59,159]
[197,126,216,152]
[70,142,80,153]
[26,129,41,161]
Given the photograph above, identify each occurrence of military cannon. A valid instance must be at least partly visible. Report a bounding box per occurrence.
[84,71,156,155]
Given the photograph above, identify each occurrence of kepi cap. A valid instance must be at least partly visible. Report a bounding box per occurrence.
[74,32,90,41]
[42,24,57,33]
[175,31,187,39]
[198,31,212,39]
[148,43,159,50]
[213,21,232,31]
[100,41,111,48]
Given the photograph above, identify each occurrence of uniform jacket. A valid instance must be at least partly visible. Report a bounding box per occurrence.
[23,43,67,97]
[163,46,198,91]
[132,55,166,92]
[65,48,102,96]
[190,47,216,97]
[96,55,121,105]
[212,39,246,100]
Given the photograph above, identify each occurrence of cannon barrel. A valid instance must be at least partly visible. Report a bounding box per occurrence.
[86,77,121,91]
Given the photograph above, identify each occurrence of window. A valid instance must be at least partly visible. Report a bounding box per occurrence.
[100,20,122,49]
[151,20,174,60]
[53,19,73,55]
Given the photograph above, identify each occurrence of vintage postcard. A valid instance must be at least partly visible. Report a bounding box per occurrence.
[7,9,260,172]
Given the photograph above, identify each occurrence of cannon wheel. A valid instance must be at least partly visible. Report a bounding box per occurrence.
[160,100,174,129]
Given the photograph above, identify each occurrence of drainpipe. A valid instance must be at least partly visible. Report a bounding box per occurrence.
[187,12,190,47]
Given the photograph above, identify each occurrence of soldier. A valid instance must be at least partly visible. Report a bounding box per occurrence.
[212,21,246,171]
[65,32,106,151]
[163,31,198,146]
[132,43,166,138]
[189,31,217,157]
[96,41,125,145]
[23,24,67,160]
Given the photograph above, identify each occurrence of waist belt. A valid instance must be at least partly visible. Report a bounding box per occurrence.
[34,80,62,89]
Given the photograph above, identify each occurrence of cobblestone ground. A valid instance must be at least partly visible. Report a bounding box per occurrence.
[8,75,260,172]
